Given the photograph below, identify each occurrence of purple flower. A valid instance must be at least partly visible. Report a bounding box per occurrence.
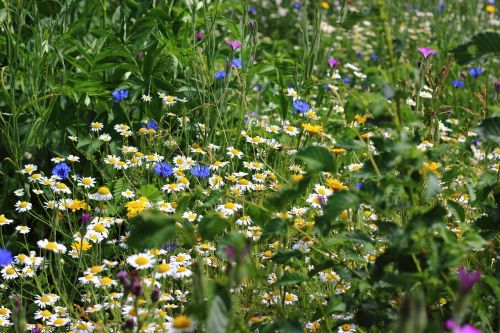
[82,213,92,224]
[494,81,500,91]
[112,89,128,102]
[137,50,144,58]
[226,40,241,50]
[0,248,13,266]
[195,31,203,42]
[191,165,210,178]
[153,162,174,177]
[327,57,341,68]
[458,266,480,291]
[248,19,256,30]
[445,319,481,333]
[293,2,302,9]
[248,7,257,15]
[452,80,464,88]
[52,163,71,180]
[417,47,438,59]
[469,67,484,78]
[292,100,310,113]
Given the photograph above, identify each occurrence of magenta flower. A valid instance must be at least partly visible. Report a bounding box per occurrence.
[418,47,438,58]
[226,40,241,50]
[458,266,480,291]
[327,57,341,68]
[445,320,481,333]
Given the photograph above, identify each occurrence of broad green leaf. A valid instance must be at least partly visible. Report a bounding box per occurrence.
[451,31,500,64]
[475,117,500,144]
[128,210,177,250]
[296,146,335,172]
[206,296,229,333]
[138,184,163,202]
[275,272,309,287]
[316,191,359,233]
[199,214,229,239]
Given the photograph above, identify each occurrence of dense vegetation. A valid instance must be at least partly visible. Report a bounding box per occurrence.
[0,0,499,332]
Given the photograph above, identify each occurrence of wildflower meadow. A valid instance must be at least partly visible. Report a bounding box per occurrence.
[0,0,499,332]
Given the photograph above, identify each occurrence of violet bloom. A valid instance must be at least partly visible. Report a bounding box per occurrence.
[445,319,481,333]
[417,47,438,59]
[82,213,92,224]
[494,81,500,91]
[327,57,341,68]
[195,31,203,42]
[226,40,241,50]
[458,266,480,291]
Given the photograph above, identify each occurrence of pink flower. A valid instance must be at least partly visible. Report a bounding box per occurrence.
[417,47,438,59]
[445,320,481,333]
[226,40,241,50]
[327,57,341,68]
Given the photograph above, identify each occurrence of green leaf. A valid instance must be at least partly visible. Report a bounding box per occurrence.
[462,232,488,250]
[206,296,229,333]
[447,201,465,222]
[271,250,304,264]
[422,173,441,201]
[275,272,309,287]
[199,214,230,239]
[475,117,500,144]
[138,184,163,202]
[316,191,359,233]
[128,210,177,250]
[296,146,336,172]
[451,31,500,65]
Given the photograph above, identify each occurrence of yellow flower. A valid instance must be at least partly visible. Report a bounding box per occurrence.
[486,5,496,13]
[330,147,347,154]
[354,114,368,125]
[124,197,150,218]
[291,174,304,182]
[325,178,348,191]
[321,1,330,10]
[302,123,323,135]
[69,200,90,212]
[71,240,92,252]
[420,161,441,176]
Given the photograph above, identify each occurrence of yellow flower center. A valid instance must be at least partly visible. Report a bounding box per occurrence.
[172,315,192,329]
[224,202,235,209]
[93,224,106,233]
[46,242,58,250]
[135,256,149,266]
[158,263,170,273]
[97,187,110,195]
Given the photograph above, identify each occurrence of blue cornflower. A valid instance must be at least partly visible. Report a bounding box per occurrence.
[452,80,464,88]
[248,7,257,15]
[355,182,362,190]
[141,120,158,130]
[253,84,262,92]
[323,84,331,90]
[112,89,129,102]
[214,70,226,80]
[0,248,13,266]
[232,58,243,69]
[356,52,362,59]
[343,77,352,84]
[293,2,302,9]
[292,100,310,113]
[469,67,484,78]
[370,52,379,62]
[191,165,211,178]
[436,2,446,13]
[153,162,174,177]
[52,163,71,180]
